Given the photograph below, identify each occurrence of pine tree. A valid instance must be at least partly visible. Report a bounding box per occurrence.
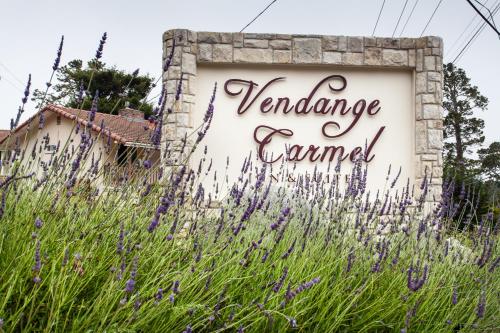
[32,59,154,117]
[443,63,488,178]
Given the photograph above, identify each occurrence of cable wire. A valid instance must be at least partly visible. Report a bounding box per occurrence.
[240,0,278,33]
[393,0,410,37]
[453,1,500,63]
[466,0,500,35]
[399,0,421,36]
[447,0,493,54]
[0,61,25,87]
[420,0,446,36]
[372,0,386,36]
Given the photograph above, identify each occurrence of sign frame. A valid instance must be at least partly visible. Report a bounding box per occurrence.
[161,29,443,198]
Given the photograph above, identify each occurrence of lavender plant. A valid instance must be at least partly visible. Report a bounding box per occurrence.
[0,35,498,333]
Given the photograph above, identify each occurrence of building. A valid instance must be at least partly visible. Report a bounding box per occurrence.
[0,104,160,188]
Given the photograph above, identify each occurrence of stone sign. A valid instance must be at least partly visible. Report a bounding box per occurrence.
[161,29,443,197]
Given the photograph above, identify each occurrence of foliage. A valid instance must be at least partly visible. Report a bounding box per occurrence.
[478,142,500,182]
[32,59,155,117]
[443,63,488,179]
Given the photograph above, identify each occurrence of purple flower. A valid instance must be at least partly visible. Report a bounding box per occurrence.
[391,167,401,188]
[89,91,99,124]
[52,35,64,71]
[175,74,183,101]
[155,288,163,303]
[34,217,43,229]
[143,160,152,169]
[407,262,428,292]
[281,239,296,259]
[22,74,31,105]
[125,256,138,294]
[346,247,355,272]
[182,324,193,333]
[452,287,458,305]
[285,277,321,302]
[271,207,290,231]
[172,280,180,294]
[33,240,41,273]
[117,222,124,254]
[95,32,107,60]
[476,291,486,318]
[273,266,288,293]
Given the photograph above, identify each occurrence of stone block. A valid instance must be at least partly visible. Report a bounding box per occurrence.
[322,51,342,64]
[423,104,442,119]
[181,53,196,75]
[338,36,347,51]
[364,48,381,65]
[273,50,291,63]
[428,129,443,149]
[343,52,363,65]
[270,39,292,50]
[213,44,233,62]
[348,36,364,52]
[244,39,269,48]
[322,36,338,50]
[400,38,416,49]
[364,37,377,47]
[234,48,273,63]
[198,31,220,43]
[382,49,408,66]
[292,38,322,63]
[424,56,436,70]
[197,44,212,61]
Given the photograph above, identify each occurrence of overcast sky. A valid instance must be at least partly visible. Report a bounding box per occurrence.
[0,0,498,144]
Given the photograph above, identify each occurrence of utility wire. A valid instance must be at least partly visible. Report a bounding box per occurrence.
[447,0,496,56]
[453,2,500,63]
[393,0,410,37]
[466,0,500,36]
[0,61,25,87]
[240,0,278,33]
[420,0,446,36]
[474,0,498,26]
[372,0,386,36]
[0,73,24,92]
[399,0,421,36]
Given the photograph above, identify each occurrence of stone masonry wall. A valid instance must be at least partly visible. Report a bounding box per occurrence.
[162,29,444,198]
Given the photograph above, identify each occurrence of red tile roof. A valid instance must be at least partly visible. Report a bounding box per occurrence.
[0,105,157,147]
[0,130,9,142]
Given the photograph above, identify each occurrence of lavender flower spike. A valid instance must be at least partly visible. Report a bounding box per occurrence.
[52,35,64,71]
[34,217,43,229]
[95,32,107,60]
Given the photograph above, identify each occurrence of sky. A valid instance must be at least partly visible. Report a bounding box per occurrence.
[0,0,498,145]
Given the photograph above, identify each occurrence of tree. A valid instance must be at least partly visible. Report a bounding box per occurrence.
[32,59,155,117]
[478,141,500,182]
[443,63,488,179]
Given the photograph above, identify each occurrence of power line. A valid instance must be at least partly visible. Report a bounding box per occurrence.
[420,0,446,37]
[0,61,25,87]
[399,0,421,36]
[372,0,386,36]
[393,0,410,37]
[466,0,500,36]
[447,0,494,55]
[240,0,278,33]
[453,2,500,63]
[0,73,24,92]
